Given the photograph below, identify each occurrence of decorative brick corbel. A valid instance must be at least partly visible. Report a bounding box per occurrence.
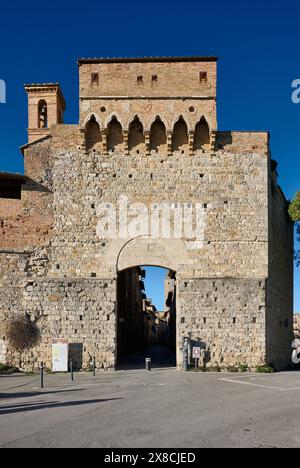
[167,131,172,156]
[101,129,107,154]
[80,128,86,151]
[144,131,150,155]
[210,129,217,152]
[123,130,129,155]
[189,131,195,156]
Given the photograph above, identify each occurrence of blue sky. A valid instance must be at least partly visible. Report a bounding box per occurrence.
[0,0,299,311]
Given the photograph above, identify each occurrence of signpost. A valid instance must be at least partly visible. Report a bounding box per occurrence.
[192,347,201,369]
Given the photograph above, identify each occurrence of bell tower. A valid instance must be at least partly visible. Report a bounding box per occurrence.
[25,83,66,143]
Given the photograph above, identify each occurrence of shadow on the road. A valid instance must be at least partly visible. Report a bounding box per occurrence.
[0,398,122,415]
[0,389,86,400]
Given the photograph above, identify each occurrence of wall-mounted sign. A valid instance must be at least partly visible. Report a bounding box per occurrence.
[52,343,68,372]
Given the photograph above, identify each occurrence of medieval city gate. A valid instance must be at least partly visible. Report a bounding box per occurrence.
[0,56,293,371]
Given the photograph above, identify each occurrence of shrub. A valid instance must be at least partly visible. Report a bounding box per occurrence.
[227,366,239,373]
[256,365,274,374]
[6,314,40,352]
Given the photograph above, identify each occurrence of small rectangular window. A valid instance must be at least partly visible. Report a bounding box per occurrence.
[137,75,143,84]
[152,75,158,84]
[200,71,207,83]
[91,73,99,84]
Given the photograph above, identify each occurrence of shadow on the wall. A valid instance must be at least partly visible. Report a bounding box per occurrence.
[69,343,83,371]
[215,131,233,150]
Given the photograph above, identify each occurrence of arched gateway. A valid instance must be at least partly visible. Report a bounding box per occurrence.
[0,57,293,372]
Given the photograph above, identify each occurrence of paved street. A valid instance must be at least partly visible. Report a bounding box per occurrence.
[1,368,300,448]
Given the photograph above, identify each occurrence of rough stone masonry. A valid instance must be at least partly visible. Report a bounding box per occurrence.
[0,56,294,371]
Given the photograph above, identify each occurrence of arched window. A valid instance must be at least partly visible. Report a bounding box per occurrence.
[107,117,124,152]
[172,117,188,153]
[85,115,102,151]
[128,117,145,153]
[150,117,167,153]
[38,100,48,129]
[194,117,210,151]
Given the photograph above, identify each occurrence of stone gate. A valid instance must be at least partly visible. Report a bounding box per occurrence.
[0,56,294,371]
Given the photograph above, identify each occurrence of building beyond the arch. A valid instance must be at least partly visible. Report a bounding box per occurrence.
[0,56,294,371]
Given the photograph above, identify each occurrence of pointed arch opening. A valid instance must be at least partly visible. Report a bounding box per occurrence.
[85,115,102,151]
[38,100,48,129]
[172,117,188,153]
[107,117,124,153]
[150,117,167,154]
[128,117,145,153]
[194,117,210,151]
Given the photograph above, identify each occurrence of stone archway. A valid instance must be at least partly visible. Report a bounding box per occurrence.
[116,237,188,273]
[115,238,184,369]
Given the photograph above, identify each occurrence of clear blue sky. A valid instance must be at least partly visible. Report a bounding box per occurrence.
[0,0,299,311]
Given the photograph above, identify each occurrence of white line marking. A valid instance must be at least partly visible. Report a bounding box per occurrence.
[218,378,300,392]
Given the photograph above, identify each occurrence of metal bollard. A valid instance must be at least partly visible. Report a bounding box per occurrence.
[93,357,96,377]
[40,362,44,389]
[182,336,189,371]
[70,359,74,381]
[145,358,151,371]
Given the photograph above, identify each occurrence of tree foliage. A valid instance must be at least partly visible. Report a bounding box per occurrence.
[289,191,300,267]
[289,191,300,222]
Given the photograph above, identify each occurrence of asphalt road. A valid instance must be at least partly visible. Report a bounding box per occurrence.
[1,368,300,448]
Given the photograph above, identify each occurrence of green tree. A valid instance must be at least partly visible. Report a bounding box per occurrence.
[289,191,300,266]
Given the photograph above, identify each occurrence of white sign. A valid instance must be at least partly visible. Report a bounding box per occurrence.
[192,347,201,359]
[52,343,68,372]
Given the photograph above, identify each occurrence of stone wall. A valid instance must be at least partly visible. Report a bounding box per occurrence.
[266,172,294,370]
[3,277,116,371]
[0,252,29,364]
[177,278,267,369]
[44,125,269,281]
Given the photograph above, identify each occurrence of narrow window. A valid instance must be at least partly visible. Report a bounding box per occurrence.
[91,73,99,85]
[200,71,207,83]
[38,100,48,128]
[137,75,143,85]
[152,75,158,84]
